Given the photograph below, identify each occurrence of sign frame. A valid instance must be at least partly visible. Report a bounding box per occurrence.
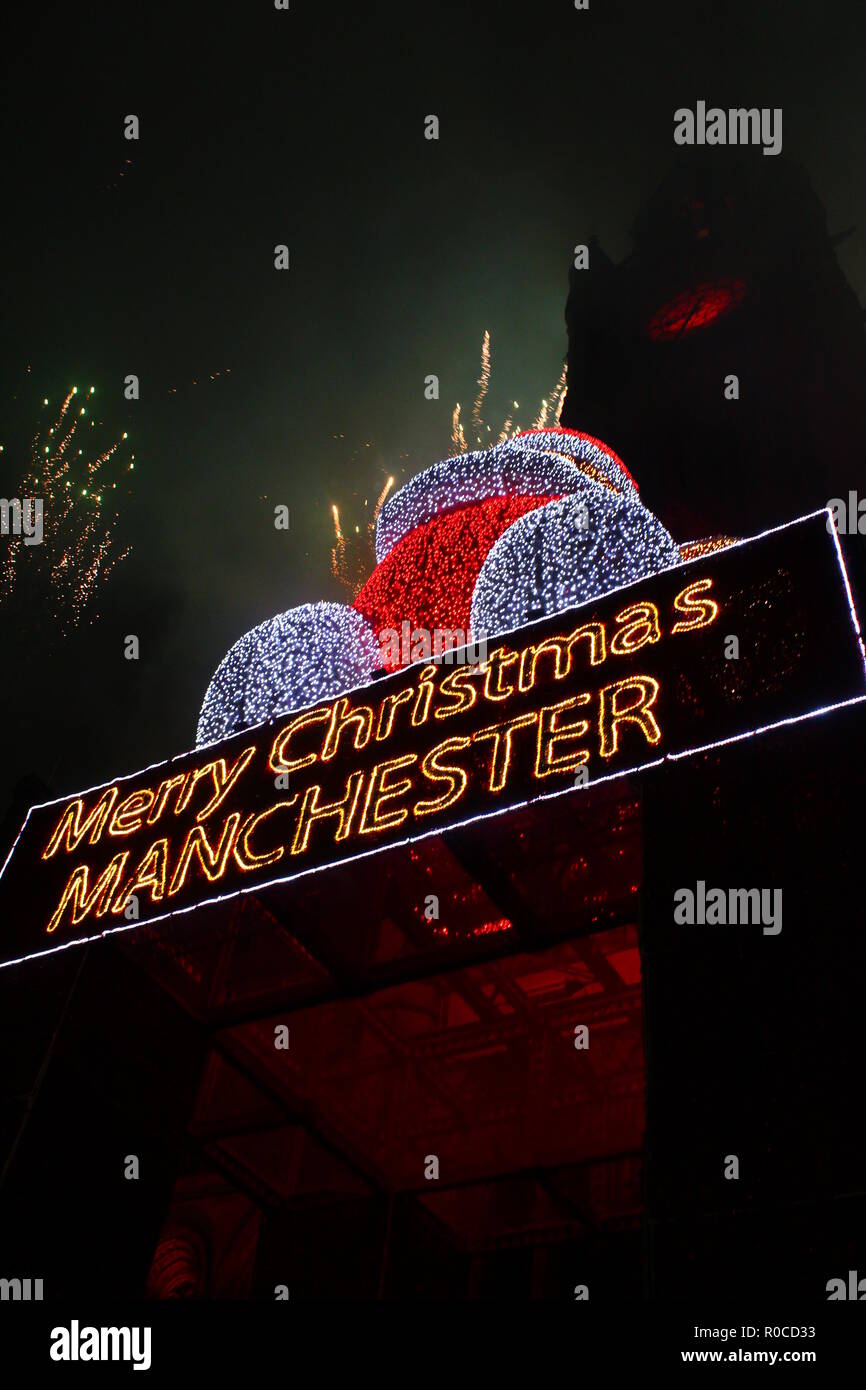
[1,508,864,970]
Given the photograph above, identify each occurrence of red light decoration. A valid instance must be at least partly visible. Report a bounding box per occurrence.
[512,427,639,493]
[353,493,559,668]
[374,431,638,562]
[646,280,746,341]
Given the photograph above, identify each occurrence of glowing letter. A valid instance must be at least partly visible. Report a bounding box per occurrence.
[671,577,719,634]
[42,786,119,859]
[46,852,130,934]
[234,800,298,870]
[168,813,243,896]
[610,602,661,656]
[194,746,257,820]
[375,687,414,741]
[535,695,591,778]
[269,707,330,775]
[415,737,471,816]
[598,677,661,759]
[358,754,418,835]
[108,789,156,837]
[321,698,374,761]
[473,713,537,792]
[177,746,256,820]
[518,624,606,693]
[291,772,365,855]
[483,647,519,702]
[434,666,479,718]
[112,838,171,914]
[412,666,437,726]
[147,772,190,825]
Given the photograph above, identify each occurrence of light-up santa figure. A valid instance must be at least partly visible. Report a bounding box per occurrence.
[196,428,698,747]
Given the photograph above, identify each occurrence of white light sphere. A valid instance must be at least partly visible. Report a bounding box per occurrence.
[470,490,681,639]
[374,431,634,563]
[196,601,382,747]
[508,429,639,497]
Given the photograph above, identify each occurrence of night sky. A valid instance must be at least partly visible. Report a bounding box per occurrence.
[1,0,863,809]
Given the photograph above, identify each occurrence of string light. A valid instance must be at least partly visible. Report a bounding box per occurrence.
[512,428,639,493]
[470,489,681,639]
[356,493,560,667]
[196,601,382,747]
[680,536,739,560]
[375,429,636,563]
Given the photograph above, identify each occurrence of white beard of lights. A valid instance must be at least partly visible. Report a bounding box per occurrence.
[196,601,381,747]
[470,488,682,639]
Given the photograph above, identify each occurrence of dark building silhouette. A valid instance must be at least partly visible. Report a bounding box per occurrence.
[562,152,866,1300]
[561,151,866,543]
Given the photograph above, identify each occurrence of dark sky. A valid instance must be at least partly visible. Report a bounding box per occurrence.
[1,0,864,807]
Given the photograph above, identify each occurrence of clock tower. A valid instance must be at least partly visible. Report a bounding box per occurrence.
[560,150,866,544]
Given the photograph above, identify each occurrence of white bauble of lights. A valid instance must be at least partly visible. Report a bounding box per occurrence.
[374,430,636,562]
[508,429,638,496]
[196,602,382,747]
[470,489,682,639]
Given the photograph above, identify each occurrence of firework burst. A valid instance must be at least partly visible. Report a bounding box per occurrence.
[329,334,568,586]
[0,386,134,633]
[532,365,568,431]
[451,402,468,456]
[449,333,567,453]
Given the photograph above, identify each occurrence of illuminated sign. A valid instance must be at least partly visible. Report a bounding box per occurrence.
[1,510,864,969]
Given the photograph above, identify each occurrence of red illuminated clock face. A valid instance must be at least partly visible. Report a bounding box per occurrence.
[647,279,746,341]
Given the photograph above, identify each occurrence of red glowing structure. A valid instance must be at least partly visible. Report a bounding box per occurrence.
[353,493,558,668]
[645,279,746,341]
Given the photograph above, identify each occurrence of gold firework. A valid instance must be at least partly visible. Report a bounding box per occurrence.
[453,333,568,451]
[471,329,491,443]
[450,403,468,456]
[532,364,568,430]
[330,474,394,598]
[0,386,133,633]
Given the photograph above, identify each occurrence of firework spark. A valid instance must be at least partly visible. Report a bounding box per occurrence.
[326,338,569,586]
[453,335,568,450]
[532,365,568,429]
[549,363,568,426]
[471,329,491,443]
[497,403,519,443]
[0,386,134,633]
[330,475,394,598]
[450,403,468,457]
